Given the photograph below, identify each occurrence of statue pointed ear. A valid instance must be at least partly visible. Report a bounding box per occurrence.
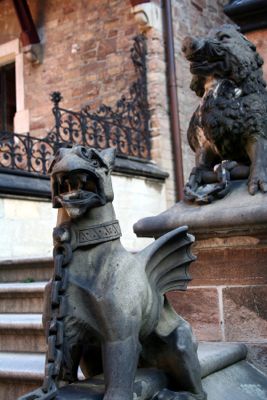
[101,148,116,170]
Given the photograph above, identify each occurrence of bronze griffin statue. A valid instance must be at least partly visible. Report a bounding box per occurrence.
[19,145,206,400]
[182,24,267,204]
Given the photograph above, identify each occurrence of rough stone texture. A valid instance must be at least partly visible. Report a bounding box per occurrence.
[167,288,222,341]
[191,239,267,286]
[223,286,267,342]
[168,238,267,367]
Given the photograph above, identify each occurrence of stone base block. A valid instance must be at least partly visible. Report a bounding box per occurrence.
[167,288,222,341]
[135,181,267,370]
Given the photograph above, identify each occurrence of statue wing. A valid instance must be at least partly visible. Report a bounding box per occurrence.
[138,226,196,294]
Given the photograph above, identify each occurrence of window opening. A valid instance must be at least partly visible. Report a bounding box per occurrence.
[0,62,16,131]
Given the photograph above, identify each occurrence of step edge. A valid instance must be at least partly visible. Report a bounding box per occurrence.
[199,342,247,378]
[0,343,247,380]
[0,323,43,331]
[0,257,53,267]
[0,284,47,294]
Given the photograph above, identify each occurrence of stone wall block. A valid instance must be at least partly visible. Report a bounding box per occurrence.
[246,343,267,375]
[167,287,222,341]
[223,285,267,342]
[190,246,267,286]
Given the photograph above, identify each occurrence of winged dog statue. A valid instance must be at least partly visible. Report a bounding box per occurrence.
[19,145,206,400]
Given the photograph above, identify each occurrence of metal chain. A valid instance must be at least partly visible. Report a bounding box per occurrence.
[18,232,72,400]
[42,243,72,393]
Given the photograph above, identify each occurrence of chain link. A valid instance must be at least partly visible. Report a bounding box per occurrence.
[18,236,72,400]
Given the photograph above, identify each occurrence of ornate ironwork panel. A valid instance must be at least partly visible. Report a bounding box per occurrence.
[0,35,151,177]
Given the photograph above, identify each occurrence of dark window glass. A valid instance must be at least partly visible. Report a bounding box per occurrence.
[0,63,16,131]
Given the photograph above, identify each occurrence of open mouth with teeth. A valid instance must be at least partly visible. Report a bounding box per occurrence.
[52,169,104,214]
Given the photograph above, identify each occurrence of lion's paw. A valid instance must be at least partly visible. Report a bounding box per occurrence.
[248,173,267,195]
[153,388,207,400]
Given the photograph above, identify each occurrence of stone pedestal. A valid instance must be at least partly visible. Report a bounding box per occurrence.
[52,343,257,400]
[134,181,267,373]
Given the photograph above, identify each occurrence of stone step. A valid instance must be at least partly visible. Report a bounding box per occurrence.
[0,352,44,400]
[0,257,53,283]
[199,342,247,378]
[0,314,45,353]
[202,360,267,400]
[0,282,47,313]
[0,342,247,399]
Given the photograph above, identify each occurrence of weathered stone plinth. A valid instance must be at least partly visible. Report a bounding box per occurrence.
[56,369,167,400]
[134,181,267,373]
[54,343,254,399]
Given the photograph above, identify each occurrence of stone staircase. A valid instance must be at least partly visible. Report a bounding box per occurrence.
[0,258,52,399]
[0,258,266,400]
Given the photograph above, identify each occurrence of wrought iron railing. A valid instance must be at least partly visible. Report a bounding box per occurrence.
[0,35,151,177]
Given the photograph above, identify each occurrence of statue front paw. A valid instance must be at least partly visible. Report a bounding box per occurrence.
[248,169,267,195]
[247,138,267,195]
[153,388,207,400]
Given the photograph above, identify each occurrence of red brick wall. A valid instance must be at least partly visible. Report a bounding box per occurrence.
[0,0,139,134]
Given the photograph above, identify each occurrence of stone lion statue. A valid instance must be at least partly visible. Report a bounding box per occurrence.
[182,24,267,203]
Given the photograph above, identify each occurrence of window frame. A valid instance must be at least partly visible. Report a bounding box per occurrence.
[0,39,29,133]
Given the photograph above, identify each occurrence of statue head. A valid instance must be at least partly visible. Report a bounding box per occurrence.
[182,24,265,96]
[49,145,116,219]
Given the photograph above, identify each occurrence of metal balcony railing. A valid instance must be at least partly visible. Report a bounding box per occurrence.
[0,35,151,177]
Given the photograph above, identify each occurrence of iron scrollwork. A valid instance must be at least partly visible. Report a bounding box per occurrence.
[0,35,151,177]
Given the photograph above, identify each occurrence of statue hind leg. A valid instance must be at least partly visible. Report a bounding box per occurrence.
[141,301,206,400]
[153,320,206,400]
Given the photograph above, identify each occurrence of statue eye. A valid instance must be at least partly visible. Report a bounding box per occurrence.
[91,159,100,168]
[217,33,230,41]
[80,147,90,159]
